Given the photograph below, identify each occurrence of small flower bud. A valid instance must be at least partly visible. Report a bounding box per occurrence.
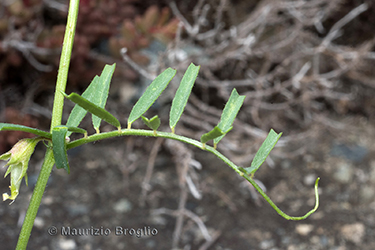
[1,138,42,203]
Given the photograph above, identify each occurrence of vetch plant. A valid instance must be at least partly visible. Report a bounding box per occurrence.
[0,1,320,249]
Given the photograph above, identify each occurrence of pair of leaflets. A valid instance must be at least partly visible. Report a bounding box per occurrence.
[129,63,200,134]
[200,89,245,147]
[54,64,118,173]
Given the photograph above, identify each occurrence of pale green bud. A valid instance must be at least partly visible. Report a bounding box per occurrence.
[1,138,42,203]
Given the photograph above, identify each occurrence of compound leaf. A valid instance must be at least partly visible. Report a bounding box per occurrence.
[128,68,176,128]
[169,63,200,133]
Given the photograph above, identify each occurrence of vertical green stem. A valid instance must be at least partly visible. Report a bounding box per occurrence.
[15,149,55,250]
[15,1,80,249]
[51,0,80,130]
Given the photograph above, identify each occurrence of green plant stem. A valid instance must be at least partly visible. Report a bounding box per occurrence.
[15,149,55,250]
[67,128,320,220]
[242,175,320,220]
[51,0,80,130]
[16,1,80,249]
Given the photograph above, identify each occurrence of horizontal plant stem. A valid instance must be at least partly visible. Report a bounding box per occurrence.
[67,128,320,220]
[67,129,205,151]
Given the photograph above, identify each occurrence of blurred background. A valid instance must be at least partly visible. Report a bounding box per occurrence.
[1,0,374,249]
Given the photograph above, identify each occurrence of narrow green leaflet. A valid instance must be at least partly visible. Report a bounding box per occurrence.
[64,92,121,129]
[64,126,87,137]
[128,68,176,128]
[169,63,200,133]
[91,64,115,132]
[66,63,115,135]
[213,89,245,146]
[66,76,98,135]
[52,126,70,173]
[243,129,282,176]
[0,123,52,139]
[200,126,224,144]
[141,115,161,131]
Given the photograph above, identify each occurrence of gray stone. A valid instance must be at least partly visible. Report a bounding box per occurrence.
[330,143,368,163]
[113,198,132,213]
[333,161,353,184]
[57,239,77,250]
[340,223,365,244]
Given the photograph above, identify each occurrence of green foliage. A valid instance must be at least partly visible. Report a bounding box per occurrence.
[1,63,319,218]
[141,115,161,131]
[169,63,200,133]
[200,126,224,145]
[0,51,320,250]
[0,123,51,139]
[128,67,176,128]
[214,89,245,147]
[1,63,319,224]
[241,129,282,177]
[63,126,87,137]
[52,126,70,173]
[90,64,115,132]
[66,64,116,134]
[63,92,121,130]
